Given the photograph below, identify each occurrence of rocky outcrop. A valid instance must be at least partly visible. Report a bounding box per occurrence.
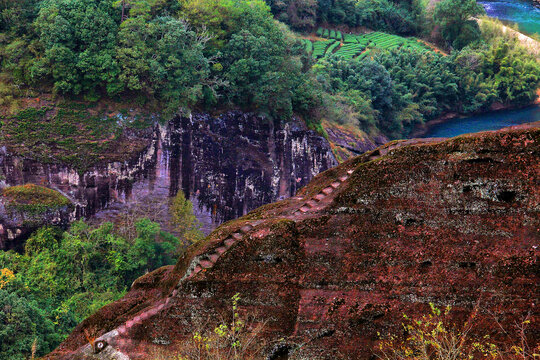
[0,111,336,248]
[0,185,73,251]
[322,120,388,161]
[47,124,539,359]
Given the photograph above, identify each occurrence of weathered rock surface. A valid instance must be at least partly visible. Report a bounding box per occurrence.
[47,124,540,359]
[322,120,388,161]
[0,111,336,248]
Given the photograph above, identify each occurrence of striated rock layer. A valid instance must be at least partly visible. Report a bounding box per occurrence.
[48,124,539,359]
[0,111,336,249]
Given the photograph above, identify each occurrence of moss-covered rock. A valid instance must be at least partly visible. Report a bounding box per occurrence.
[2,184,71,214]
[0,184,73,250]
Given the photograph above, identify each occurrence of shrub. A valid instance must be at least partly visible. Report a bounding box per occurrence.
[377,303,539,360]
[326,41,341,56]
[172,294,267,360]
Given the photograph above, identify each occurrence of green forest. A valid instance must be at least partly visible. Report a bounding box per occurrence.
[1,0,540,358]
[1,0,539,139]
[0,191,201,359]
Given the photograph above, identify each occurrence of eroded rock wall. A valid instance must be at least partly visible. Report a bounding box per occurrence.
[0,111,336,248]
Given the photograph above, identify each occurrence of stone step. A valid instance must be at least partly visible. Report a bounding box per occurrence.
[339,175,349,182]
[347,169,354,174]
[224,237,235,247]
[322,187,333,195]
[331,181,340,188]
[192,264,203,275]
[306,200,317,207]
[299,206,310,213]
[240,224,253,232]
[208,253,220,262]
[215,246,227,255]
[232,232,242,240]
[116,338,130,348]
[314,193,325,201]
[199,259,214,268]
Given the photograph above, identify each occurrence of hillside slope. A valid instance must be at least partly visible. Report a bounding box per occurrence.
[47,123,539,359]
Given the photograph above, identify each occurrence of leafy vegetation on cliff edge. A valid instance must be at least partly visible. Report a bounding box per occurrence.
[0,104,151,170]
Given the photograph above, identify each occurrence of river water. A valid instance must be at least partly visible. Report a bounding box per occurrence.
[479,0,540,36]
[420,1,540,138]
[422,105,540,138]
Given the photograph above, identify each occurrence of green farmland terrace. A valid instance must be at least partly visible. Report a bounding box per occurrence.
[301,28,435,60]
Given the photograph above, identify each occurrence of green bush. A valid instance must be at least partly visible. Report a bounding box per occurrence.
[326,41,341,56]
[378,303,538,360]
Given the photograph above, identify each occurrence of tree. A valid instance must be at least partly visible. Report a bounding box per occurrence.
[286,0,318,30]
[170,190,203,245]
[0,0,37,35]
[116,15,210,115]
[0,219,183,357]
[0,290,60,360]
[433,0,485,49]
[31,0,121,97]
[482,39,540,105]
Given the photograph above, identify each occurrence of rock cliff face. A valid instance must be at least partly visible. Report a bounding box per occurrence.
[47,124,539,360]
[0,111,336,249]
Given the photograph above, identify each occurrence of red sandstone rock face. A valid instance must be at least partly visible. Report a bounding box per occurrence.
[47,125,540,360]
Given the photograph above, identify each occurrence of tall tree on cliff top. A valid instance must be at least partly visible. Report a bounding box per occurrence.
[31,0,121,97]
[433,0,485,49]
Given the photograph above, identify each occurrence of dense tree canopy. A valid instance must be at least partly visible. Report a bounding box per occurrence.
[314,37,540,138]
[0,0,317,118]
[0,219,184,358]
[1,0,538,133]
[267,0,421,34]
[433,0,485,49]
[32,0,120,96]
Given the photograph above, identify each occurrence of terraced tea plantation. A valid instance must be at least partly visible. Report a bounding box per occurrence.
[302,28,433,60]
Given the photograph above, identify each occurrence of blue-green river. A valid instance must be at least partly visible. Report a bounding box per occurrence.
[478,0,540,36]
[422,105,540,138]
